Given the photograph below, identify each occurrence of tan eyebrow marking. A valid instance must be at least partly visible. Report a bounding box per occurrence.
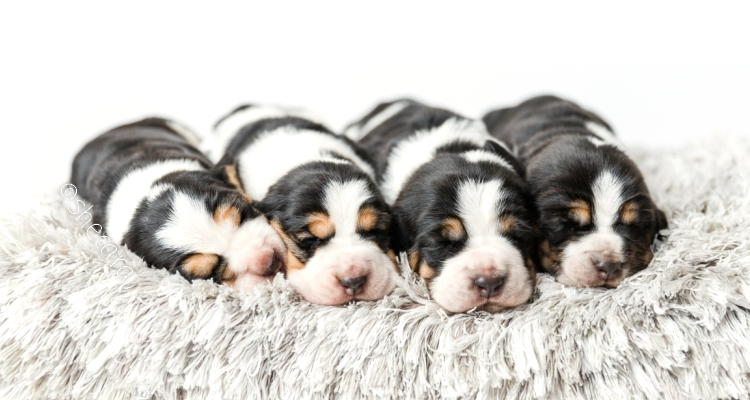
[214,204,241,227]
[569,199,591,225]
[499,214,517,234]
[357,206,379,231]
[621,201,639,224]
[442,217,466,241]
[181,254,218,279]
[307,212,335,239]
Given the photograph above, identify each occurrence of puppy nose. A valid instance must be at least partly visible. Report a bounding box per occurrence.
[473,276,505,298]
[595,261,622,280]
[340,275,367,296]
[261,253,282,276]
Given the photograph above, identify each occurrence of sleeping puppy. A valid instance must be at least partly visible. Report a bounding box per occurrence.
[202,105,397,305]
[346,99,536,313]
[483,95,668,288]
[71,117,286,288]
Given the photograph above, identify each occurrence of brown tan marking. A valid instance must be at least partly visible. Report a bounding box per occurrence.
[214,205,241,227]
[224,164,253,203]
[418,261,436,280]
[285,249,306,271]
[442,217,466,241]
[540,240,562,272]
[270,218,307,271]
[408,250,420,272]
[499,214,517,234]
[308,212,335,239]
[621,201,639,224]
[357,206,379,231]
[569,199,591,225]
[221,265,237,286]
[181,254,218,279]
[386,249,399,273]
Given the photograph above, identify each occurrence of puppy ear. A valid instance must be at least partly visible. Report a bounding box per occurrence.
[654,208,668,239]
[209,154,253,202]
[484,140,525,177]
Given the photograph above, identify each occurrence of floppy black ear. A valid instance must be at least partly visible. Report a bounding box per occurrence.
[654,208,668,238]
[484,140,525,177]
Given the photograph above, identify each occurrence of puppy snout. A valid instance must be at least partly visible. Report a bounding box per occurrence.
[473,276,505,299]
[258,252,282,276]
[339,275,367,296]
[594,260,622,281]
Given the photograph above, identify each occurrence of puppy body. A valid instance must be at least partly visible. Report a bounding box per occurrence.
[483,95,667,288]
[204,106,397,305]
[71,118,285,288]
[347,100,536,313]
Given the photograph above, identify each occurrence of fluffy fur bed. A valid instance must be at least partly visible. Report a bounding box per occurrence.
[1,134,749,400]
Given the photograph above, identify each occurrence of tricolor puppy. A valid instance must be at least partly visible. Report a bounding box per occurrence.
[346,99,536,313]
[483,95,667,288]
[203,105,397,306]
[71,117,286,288]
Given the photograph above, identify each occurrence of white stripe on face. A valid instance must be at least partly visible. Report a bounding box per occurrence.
[203,105,327,163]
[286,179,396,305]
[381,117,492,205]
[235,127,375,201]
[345,100,411,141]
[106,159,204,244]
[559,169,626,286]
[429,179,532,312]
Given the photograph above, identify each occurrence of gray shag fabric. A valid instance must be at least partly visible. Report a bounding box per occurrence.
[1,135,749,400]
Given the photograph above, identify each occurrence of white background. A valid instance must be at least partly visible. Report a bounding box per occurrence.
[1,1,749,216]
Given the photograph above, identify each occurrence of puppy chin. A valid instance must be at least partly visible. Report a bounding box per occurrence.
[287,240,396,305]
[429,242,532,313]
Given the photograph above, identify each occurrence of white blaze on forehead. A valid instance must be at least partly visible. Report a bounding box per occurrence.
[106,159,204,244]
[381,117,493,205]
[323,180,372,239]
[585,121,624,151]
[456,179,506,239]
[202,105,327,163]
[345,100,411,141]
[461,149,515,172]
[592,170,625,233]
[234,128,375,201]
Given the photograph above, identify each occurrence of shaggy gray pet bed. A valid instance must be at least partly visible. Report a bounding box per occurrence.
[1,135,749,400]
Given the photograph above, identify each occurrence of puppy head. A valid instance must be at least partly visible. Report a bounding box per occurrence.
[124,167,286,290]
[395,155,536,313]
[259,163,397,305]
[531,138,667,288]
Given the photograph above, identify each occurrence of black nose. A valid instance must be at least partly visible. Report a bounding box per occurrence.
[474,276,505,298]
[595,261,622,280]
[262,254,282,276]
[340,275,367,296]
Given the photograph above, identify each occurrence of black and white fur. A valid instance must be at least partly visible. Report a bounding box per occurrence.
[346,100,536,313]
[483,95,668,288]
[71,118,286,288]
[202,105,397,306]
